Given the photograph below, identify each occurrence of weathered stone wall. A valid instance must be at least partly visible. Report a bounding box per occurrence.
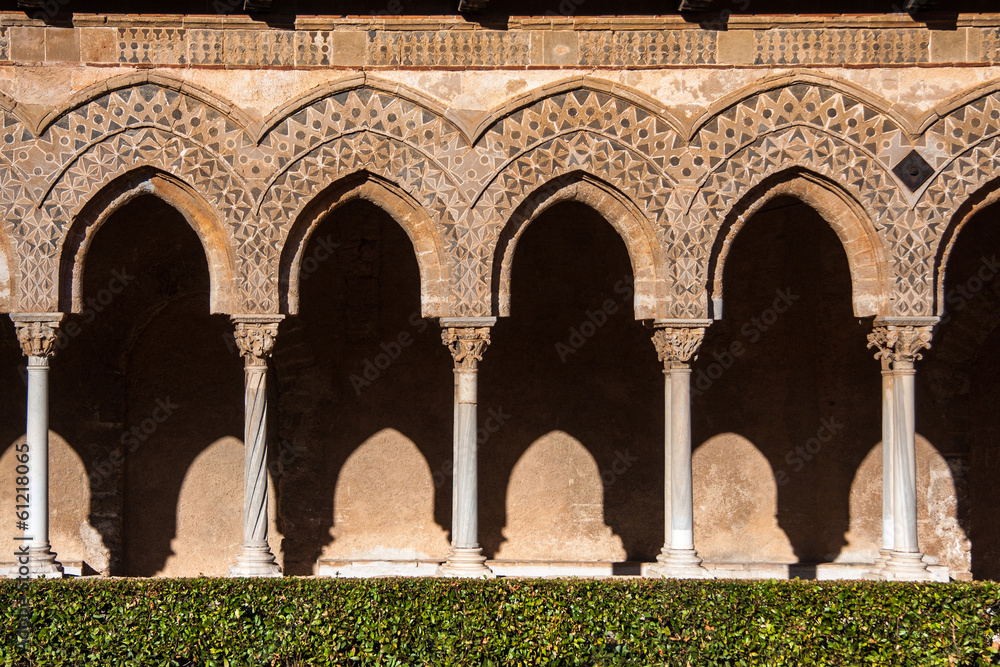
[1,13,1000,578]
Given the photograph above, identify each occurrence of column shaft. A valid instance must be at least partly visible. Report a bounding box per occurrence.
[10,314,64,579]
[880,369,895,554]
[229,317,282,578]
[648,325,711,579]
[669,364,694,551]
[453,368,478,549]
[438,322,494,578]
[892,363,919,554]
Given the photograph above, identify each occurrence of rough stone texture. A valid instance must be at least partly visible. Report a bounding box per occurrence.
[838,438,971,577]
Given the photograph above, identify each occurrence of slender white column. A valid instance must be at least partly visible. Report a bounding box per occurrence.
[10,314,65,578]
[869,323,934,582]
[228,316,283,578]
[437,318,494,578]
[648,324,712,579]
[874,368,895,572]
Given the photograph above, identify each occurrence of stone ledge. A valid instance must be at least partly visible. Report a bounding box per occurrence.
[3,15,1000,68]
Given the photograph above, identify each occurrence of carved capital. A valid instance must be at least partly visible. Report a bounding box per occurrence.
[651,326,706,368]
[442,327,490,370]
[11,314,64,359]
[232,316,283,368]
[867,325,933,368]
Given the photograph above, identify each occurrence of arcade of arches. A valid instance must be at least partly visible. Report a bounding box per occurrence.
[6,13,1000,581]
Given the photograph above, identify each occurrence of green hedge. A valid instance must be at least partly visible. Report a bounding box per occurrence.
[0,578,998,666]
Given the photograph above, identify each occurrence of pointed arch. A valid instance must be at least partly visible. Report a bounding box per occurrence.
[492,173,665,320]
[58,168,239,314]
[708,171,890,318]
[279,173,449,317]
[687,71,915,141]
[932,176,1000,316]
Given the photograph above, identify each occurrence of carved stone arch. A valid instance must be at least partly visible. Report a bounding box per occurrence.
[58,167,239,314]
[258,132,464,315]
[0,214,15,313]
[34,72,255,137]
[492,173,666,320]
[258,74,464,143]
[687,71,913,141]
[474,88,682,183]
[279,173,449,317]
[31,80,257,193]
[472,76,684,146]
[685,126,920,318]
[708,171,890,319]
[929,172,1000,317]
[682,78,908,189]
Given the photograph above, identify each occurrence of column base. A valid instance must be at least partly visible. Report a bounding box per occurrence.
[646,548,713,579]
[877,550,933,582]
[437,547,495,579]
[862,548,893,580]
[8,546,64,579]
[228,544,282,578]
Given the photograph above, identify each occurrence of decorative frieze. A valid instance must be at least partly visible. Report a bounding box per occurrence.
[10,22,994,68]
[578,30,716,66]
[754,28,929,65]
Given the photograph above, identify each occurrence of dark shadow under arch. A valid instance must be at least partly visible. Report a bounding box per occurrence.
[58,167,239,315]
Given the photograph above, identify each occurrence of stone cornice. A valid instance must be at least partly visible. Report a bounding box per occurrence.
[3,15,1000,68]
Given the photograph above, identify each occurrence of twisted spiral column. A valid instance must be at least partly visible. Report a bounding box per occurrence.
[228,315,283,578]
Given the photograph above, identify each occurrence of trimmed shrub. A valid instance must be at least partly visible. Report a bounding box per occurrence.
[0,578,997,666]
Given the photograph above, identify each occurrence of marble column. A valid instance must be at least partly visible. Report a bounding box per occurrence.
[437,318,495,578]
[10,313,65,578]
[228,315,283,578]
[647,323,713,579]
[867,322,934,582]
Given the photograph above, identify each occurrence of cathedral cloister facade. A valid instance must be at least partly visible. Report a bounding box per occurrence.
[3,12,1000,581]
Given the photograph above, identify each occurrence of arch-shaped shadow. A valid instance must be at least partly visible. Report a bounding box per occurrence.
[482,201,662,560]
[693,434,795,564]
[57,194,243,576]
[497,431,625,561]
[58,167,239,315]
[694,195,879,565]
[273,198,452,575]
[838,437,970,576]
[278,173,450,317]
[491,173,666,320]
[921,195,1000,580]
[707,170,889,319]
